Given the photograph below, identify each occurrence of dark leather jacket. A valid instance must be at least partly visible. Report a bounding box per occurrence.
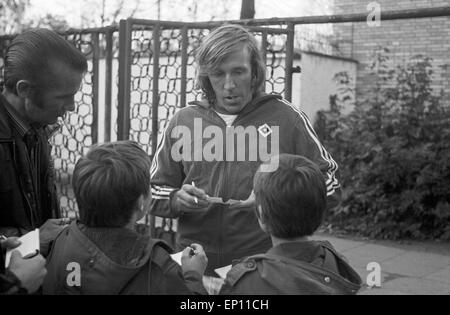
[219,240,363,295]
[0,94,59,236]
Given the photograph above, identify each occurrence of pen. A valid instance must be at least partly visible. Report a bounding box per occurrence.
[191,181,199,204]
[0,235,8,241]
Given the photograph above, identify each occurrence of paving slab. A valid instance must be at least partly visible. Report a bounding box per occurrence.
[341,243,407,266]
[359,287,406,295]
[381,252,450,278]
[423,267,450,285]
[379,277,450,295]
[311,235,365,252]
[311,233,450,294]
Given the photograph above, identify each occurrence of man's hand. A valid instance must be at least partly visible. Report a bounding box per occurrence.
[0,237,21,251]
[238,190,255,208]
[181,243,208,276]
[8,250,47,294]
[39,218,71,256]
[172,184,210,214]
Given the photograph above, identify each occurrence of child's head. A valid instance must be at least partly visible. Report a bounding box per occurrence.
[253,154,327,239]
[73,140,151,227]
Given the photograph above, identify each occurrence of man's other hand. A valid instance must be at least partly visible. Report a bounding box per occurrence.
[172,184,210,214]
[0,237,21,251]
[238,190,255,208]
[181,243,208,276]
[8,251,47,294]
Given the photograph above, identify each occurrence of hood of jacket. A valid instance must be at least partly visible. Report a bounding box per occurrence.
[44,221,155,295]
[225,240,363,295]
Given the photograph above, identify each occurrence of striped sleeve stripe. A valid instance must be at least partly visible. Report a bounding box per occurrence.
[154,185,175,192]
[326,174,340,189]
[326,173,340,187]
[151,106,196,178]
[280,99,339,172]
[152,193,170,199]
[151,191,170,197]
[280,99,339,171]
[280,99,340,193]
[300,112,339,173]
[151,186,176,197]
[150,123,171,178]
[152,196,171,200]
[286,101,339,173]
[326,174,340,196]
[326,182,340,196]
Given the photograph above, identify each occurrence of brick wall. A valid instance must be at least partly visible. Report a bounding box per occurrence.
[331,0,450,105]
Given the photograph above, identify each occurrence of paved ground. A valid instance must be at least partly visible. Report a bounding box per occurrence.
[311,233,450,295]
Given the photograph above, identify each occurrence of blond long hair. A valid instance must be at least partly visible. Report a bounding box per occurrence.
[195,24,266,104]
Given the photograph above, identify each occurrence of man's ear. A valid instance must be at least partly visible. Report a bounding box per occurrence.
[138,190,152,215]
[251,74,257,88]
[132,195,147,223]
[15,80,33,98]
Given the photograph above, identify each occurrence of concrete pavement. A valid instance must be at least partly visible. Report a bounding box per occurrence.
[311,233,450,295]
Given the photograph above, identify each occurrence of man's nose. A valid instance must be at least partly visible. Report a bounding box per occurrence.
[224,74,236,90]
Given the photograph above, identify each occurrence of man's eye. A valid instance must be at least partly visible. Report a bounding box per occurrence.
[210,72,223,77]
[233,69,247,76]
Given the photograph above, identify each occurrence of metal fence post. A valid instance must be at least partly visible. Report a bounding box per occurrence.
[92,32,100,144]
[151,24,161,156]
[285,23,295,102]
[180,25,188,108]
[261,29,268,93]
[118,19,132,141]
[104,28,114,142]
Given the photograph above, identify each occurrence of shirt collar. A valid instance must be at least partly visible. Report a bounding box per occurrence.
[2,95,33,138]
[267,241,324,263]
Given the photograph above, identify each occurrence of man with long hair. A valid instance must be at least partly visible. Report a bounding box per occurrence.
[150,24,341,275]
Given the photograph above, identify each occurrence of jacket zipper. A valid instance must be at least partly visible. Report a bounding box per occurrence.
[212,110,228,266]
[206,106,260,262]
[213,109,250,263]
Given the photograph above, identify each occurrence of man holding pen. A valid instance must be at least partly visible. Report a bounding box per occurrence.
[1,235,47,295]
[150,25,341,275]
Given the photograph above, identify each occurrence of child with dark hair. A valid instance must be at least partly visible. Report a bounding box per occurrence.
[43,141,208,295]
[219,154,362,295]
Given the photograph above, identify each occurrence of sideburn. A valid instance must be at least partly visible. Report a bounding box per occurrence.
[29,86,46,109]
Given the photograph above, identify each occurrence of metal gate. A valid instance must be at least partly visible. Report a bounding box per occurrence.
[117,19,295,159]
[0,19,295,219]
[115,19,295,235]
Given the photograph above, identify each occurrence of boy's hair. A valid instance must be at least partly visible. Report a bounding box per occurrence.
[195,24,266,104]
[73,140,151,227]
[253,154,327,238]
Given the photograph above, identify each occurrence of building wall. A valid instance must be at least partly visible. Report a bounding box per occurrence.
[332,0,450,105]
[293,52,358,122]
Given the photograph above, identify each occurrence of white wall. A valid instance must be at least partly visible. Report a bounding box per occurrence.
[294,51,357,122]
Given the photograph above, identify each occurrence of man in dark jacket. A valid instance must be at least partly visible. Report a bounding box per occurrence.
[0,29,87,252]
[44,141,208,295]
[150,24,341,274]
[219,154,362,295]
